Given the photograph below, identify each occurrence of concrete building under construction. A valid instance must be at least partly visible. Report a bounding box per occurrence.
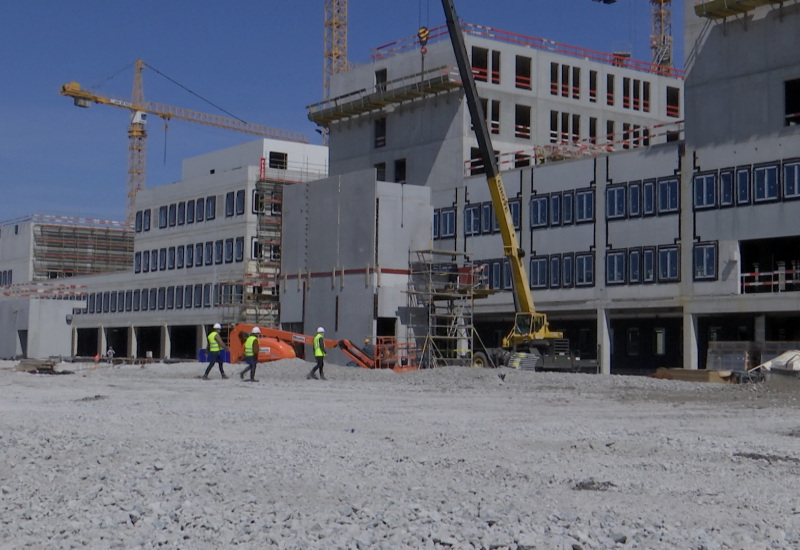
[3,1,800,374]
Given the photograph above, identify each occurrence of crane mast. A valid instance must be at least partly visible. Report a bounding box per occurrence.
[440,0,561,349]
[61,60,308,226]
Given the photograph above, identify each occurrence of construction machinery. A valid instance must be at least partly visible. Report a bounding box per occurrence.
[228,324,418,372]
[441,0,592,371]
[60,60,308,226]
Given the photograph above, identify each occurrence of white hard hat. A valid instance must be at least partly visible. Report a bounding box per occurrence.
[317,327,325,333]
[252,327,261,334]
[213,323,222,330]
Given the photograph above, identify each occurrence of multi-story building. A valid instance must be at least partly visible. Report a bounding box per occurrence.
[0,139,328,360]
[0,215,132,358]
[293,2,800,373]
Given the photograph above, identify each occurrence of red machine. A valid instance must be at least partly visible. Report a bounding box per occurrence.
[228,324,418,372]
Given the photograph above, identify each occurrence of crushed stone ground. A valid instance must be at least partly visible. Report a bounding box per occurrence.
[1,359,799,549]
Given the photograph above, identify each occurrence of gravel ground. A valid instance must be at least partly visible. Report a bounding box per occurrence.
[1,358,800,549]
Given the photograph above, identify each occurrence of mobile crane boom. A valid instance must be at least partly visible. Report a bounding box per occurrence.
[440,0,563,351]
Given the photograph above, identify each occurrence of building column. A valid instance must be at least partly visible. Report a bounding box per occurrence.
[129,325,137,359]
[98,326,106,358]
[597,307,611,375]
[755,314,766,343]
[683,311,699,370]
[162,323,170,360]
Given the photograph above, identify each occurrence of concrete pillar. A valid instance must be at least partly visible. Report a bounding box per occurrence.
[129,325,137,359]
[755,314,766,343]
[98,326,106,358]
[162,324,170,360]
[597,308,611,375]
[683,311,699,370]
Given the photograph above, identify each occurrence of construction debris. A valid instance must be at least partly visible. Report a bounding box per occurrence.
[15,359,73,375]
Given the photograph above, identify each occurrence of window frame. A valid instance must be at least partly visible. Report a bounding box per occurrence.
[753,163,779,203]
[693,172,717,210]
[782,159,800,200]
[575,189,595,223]
[530,196,548,228]
[643,247,656,284]
[549,254,561,289]
[550,193,562,227]
[575,253,594,287]
[719,169,734,208]
[657,245,680,282]
[628,247,642,284]
[628,181,641,218]
[562,191,574,225]
[440,209,456,238]
[530,256,548,289]
[606,186,627,220]
[464,204,481,236]
[561,253,574,288]
[657,178,679,214]
[693,242,718,281]
[606,250,626,285]
[736,167,751,205]
[642,179,656,217]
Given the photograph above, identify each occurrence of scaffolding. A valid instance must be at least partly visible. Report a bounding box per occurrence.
[218,177,283,326]
[31,218,133,280]
[406,249,490,368]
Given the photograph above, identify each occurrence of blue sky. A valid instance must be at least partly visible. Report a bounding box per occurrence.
[0,1,683,223]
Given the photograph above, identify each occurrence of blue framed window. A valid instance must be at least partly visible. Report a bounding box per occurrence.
[509,200,521,230]
[629,248,641,284]
[490,261,503,289]
[753,164,779,202]
[719,170,734,207]
[503,260,513,290]
[550,194,561,226]
[657,178,679,213]
[643,180,656,216]
[530,196,548,227]
[693,242,717,281]
[658,246,680,282]
[530,257,548,288]
[783,160,800,199]
[562,191,574,225]
[562,253,574,288]
[206,196,216,220]
[576,190,595,223]
[549,255,561,288]
[606,251,626,285]
[432,210,440,239]
[736,168,750,205]
[464,205,481,236]
[628,181,641,217]
[693,173,716,209]
[606,186,626,219]
[643,247,656,283]
[481,203,493,234]
[440,209,456,237]
[576,253,594,286]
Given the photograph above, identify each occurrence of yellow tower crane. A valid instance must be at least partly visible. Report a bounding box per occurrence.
[650,0,673,69]
[60,59,308,226]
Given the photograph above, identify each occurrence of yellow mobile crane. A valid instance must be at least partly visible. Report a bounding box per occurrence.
[441,0,586,370]
[61,59,308,226]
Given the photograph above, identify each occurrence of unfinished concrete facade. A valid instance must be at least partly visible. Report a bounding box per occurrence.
[303,6,800,373]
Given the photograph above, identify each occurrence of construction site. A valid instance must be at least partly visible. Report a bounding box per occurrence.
[2,0,800,379]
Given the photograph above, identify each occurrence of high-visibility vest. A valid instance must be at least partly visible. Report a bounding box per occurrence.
[313,333,325,357]
[208,331,221,352]
[245,335,258,357]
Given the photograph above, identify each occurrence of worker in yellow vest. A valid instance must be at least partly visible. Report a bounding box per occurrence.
[307,327,327,380]
[239,327,261,382]
[202,323,229,380]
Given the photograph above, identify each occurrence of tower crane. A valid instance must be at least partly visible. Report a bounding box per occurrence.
[60,59,308,226]
[650,0,673,69]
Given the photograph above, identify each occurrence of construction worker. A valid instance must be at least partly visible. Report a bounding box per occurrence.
[202,323,229,380]
[239,327,260,382]
[307,327,327,380]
